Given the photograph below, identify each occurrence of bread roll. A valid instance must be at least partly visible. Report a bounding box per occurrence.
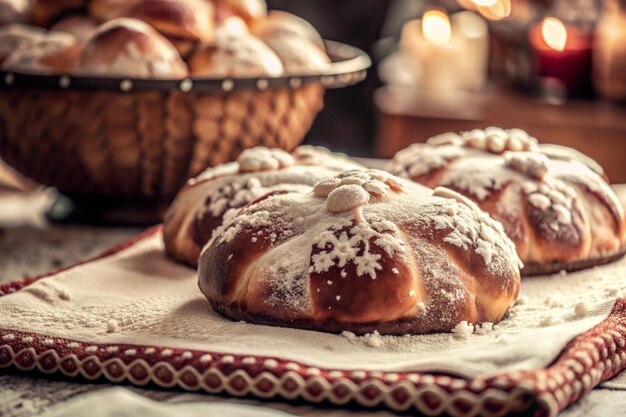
[198,170,521,335]
[387,127,626,275]
[0,23,46,63]
[250,10,324,50]
[75,18,188,78]
[188,31,283,77]
[214,15,248,37]
[2,31,80,73]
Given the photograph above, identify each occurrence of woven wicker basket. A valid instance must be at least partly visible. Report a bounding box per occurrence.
[0,41,369,201]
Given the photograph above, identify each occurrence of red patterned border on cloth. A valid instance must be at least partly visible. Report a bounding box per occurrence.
[0,229,624,417]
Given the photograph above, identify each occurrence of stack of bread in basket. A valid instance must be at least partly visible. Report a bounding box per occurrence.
[0,0,342,200]
[164,129,626,336]
[0,0,330,78]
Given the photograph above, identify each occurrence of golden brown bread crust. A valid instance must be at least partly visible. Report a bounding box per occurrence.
[75,18,188,78]
[259,34,330,75]
[51,14,99,41]
[386,128,626,274]
[187,31,283,77]
[249,10,324,50]
[163,146,365,267]
[2,31,80,73]
[124,0,214,42]
[214,0,266,23]
[198,170,521,335]
[0,23,46,62]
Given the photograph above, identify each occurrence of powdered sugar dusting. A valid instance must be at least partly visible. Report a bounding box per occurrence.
[238,147,294,173]
[523,178,576,228]
[452,321,474,339]
[431,188,522,270]
[311,219,405,280]
[505,152,549,179]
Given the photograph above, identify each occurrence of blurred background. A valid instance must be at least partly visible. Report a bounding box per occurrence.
[273,0,626,182]
[2,0,626,216]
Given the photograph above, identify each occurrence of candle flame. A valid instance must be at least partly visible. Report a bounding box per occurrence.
[476,0,511,20]
[422,9,452,46]
[542,17,567,51]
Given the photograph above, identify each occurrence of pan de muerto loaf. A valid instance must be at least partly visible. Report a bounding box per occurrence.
[386,127,626,275]
[198,170,521,335]
[75,18,188,78]
[163,146,364,267]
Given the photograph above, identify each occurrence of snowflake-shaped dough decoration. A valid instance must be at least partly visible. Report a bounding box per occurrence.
[312,230,360,271]
[311,220,405,279]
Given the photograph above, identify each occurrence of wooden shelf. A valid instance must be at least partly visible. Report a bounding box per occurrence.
[375,86,626,182]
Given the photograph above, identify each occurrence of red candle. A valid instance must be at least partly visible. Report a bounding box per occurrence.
[529,17,592,96]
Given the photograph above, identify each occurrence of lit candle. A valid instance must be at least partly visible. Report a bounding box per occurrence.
[593,0,626,101]
[398,8,488,91]
[529,17,592,96]
[452,11,489,91]
[419,9,461,91]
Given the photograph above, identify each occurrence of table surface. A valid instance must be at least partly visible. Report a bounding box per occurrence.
[0,188,625,417]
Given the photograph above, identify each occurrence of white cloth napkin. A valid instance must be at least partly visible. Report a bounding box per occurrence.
[1,233,625,379]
